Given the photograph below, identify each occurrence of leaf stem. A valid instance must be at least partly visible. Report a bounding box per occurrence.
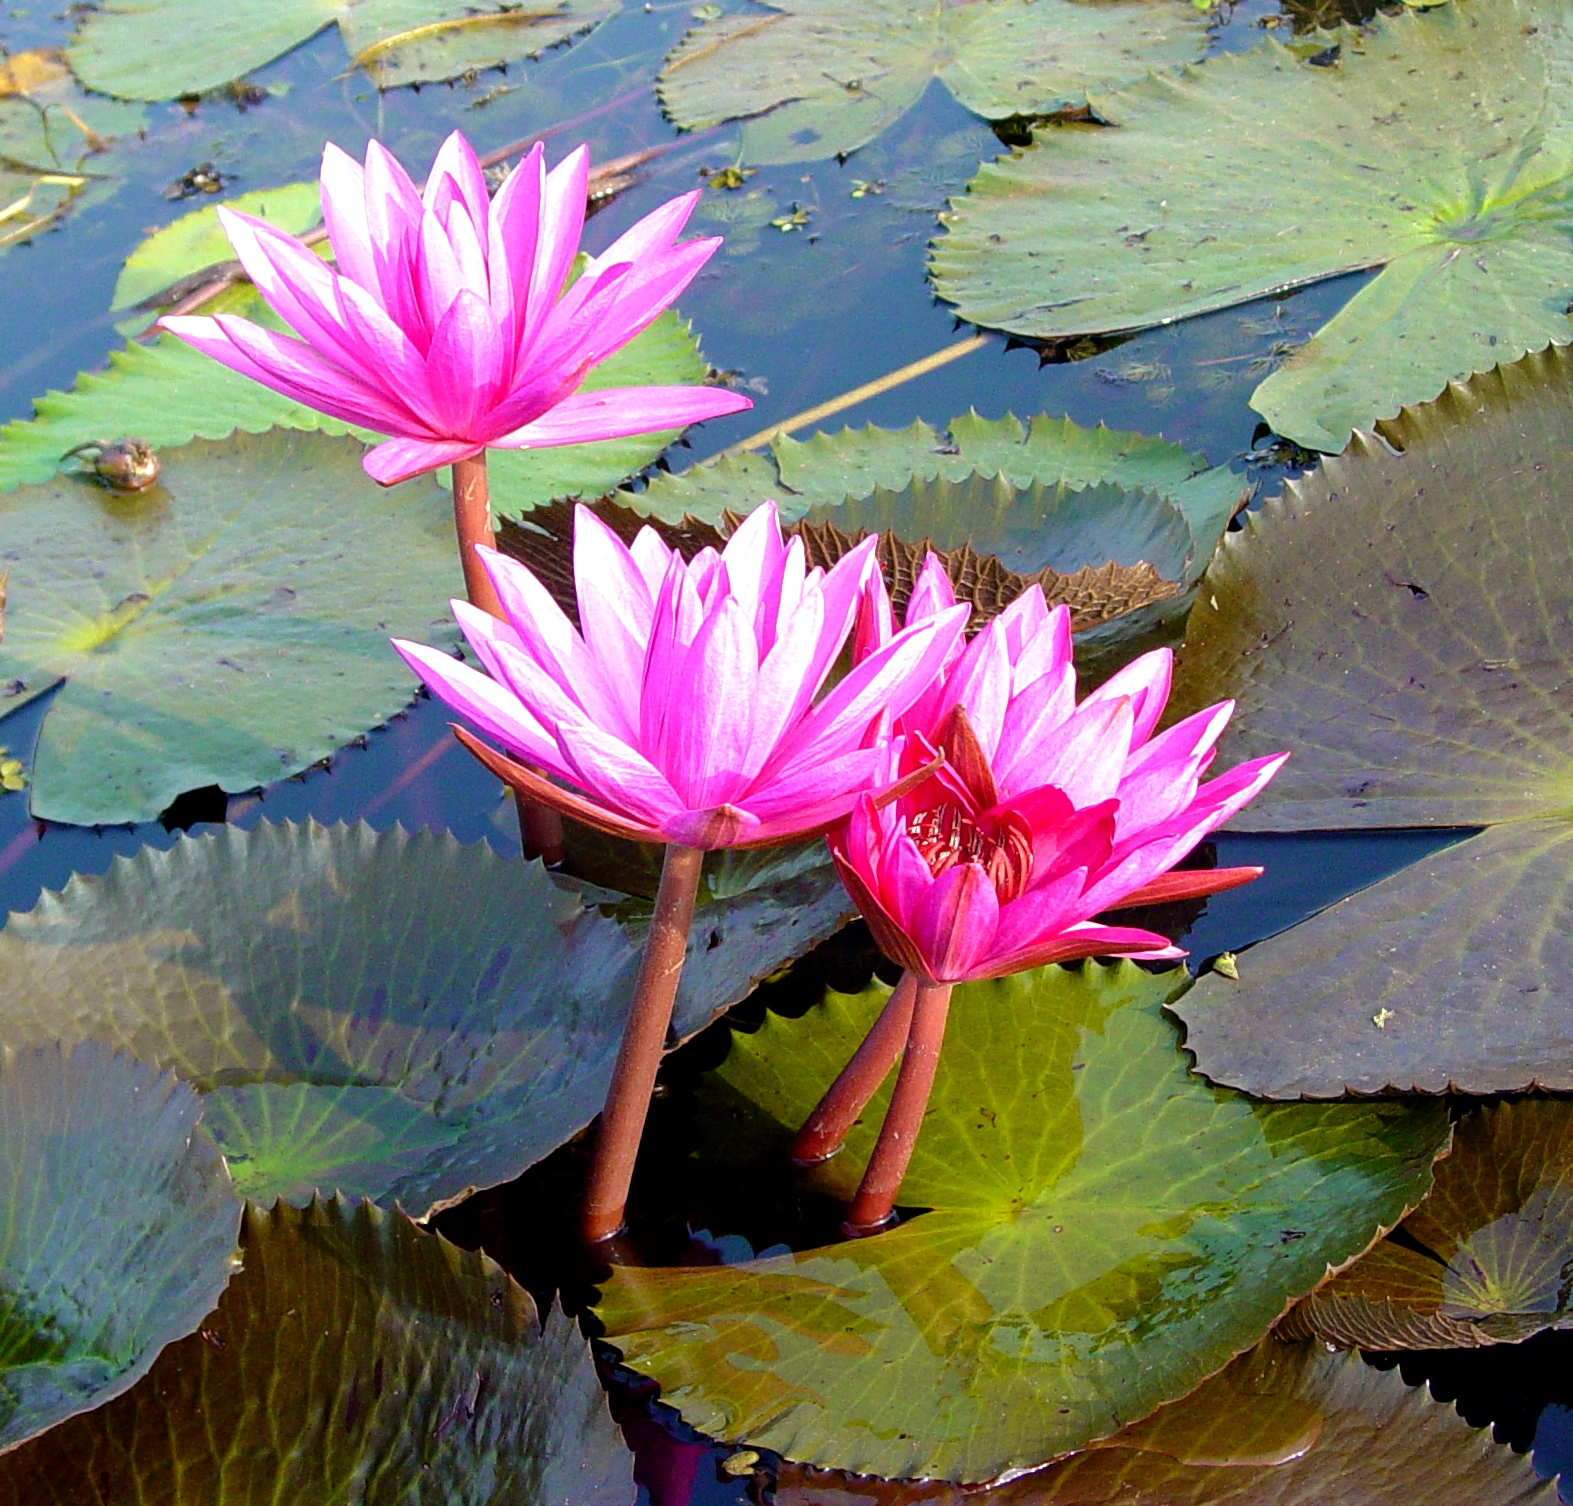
[451,451,565,864]
[842,978,953,1238]
[787,971,917,1166]
[582,841,706,1245]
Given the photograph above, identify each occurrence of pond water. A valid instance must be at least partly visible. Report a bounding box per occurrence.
[2,0,1570,1501]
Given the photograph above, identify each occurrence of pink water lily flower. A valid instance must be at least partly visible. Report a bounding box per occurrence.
[832,558,1287,982]
[392,503,970,850]
[160,130,752,485]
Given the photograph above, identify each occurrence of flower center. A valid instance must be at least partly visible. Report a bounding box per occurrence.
[907,801,1034,902]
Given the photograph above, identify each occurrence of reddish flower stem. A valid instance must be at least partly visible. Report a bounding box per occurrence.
[842,978,953,1238]
[787,971,918,1166]
[451,452,565,864]
[582,841,705,1245]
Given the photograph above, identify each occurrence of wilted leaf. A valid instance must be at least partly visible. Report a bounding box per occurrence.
[0,429,463,825]
[0,820,844,1208]
[1167,345,1573,1097]
[0,1042,239,1454]
[773,1338,1553,1504]
[1279,1101,1573,1349]
[636,410,1243,585]
[659,0,1206,165]
[596,961,1448,1481]
[929,0,1573,451]
[68,0,619,101]
[0,1196,635,1505]
[499,484,1183,642]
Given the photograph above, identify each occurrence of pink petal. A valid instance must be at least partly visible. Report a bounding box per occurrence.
[485,142,545,353]
[318,141,377,295]
[985,922,1184,977]
[423,287,505,433]
[572,504,661,683]
[660,594,760,809]
[905,553,957,625]
[1081,648,1173,748]
[363,436,480,485]
[521,145,589,355]
[423,129,490,232]
[912,863,999,982]
[589,190,699,273]
[491,385,753,449]
[390,636,559,769]
[362,140,426,337]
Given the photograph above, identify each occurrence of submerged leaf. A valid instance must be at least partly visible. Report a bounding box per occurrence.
[0,820,837,1209]
[0,429,462,825]
[1167,345,1573,1097]
[1280,1100,1573,1349]
[0,1196,634,1504]
[659,0,1206,165]
[68,0,619,100]
[636,410,1243,585]
[596,961,1448,1481]
[773,1337,1553,1504]
[930,0,1573,450]
[0,1043,240,1454]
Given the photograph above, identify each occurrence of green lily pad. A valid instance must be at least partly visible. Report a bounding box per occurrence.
[67,0,619,101]
[0,311,711,515]
[0,428,463,826]
[658,0,1207,166]
[1280,1102,1573,1350]
[0,1196,634,1504]
[635,410,1244,585]
[772,1337,1554,1504]
[1166,345,1573,1097]
[929,0,1573,451]
[596,961,1449,1481]
[0,820,845,1210]
[110,180,325,325]
[0,1042,240,1454]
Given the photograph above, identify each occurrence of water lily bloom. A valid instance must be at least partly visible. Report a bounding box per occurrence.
[159,130,752,486]
[391,503,970,851]
[832,558,1288,982]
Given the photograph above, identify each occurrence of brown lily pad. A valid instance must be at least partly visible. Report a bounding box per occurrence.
[1278,1101,1573,1350]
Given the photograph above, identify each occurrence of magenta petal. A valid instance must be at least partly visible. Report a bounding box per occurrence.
[390,636,560,770]
[318,141,378,294]
[912,864,999,982]
[363,437,479,485]
[493,385,753,449]
[423,129,490,231]
[522,145,590,352]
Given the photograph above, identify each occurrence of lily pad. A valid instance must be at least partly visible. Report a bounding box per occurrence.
[0,1042,240,1454]
[635,410,1244,585]
[0,820,846,1210]
[0,308,711,514]
[595,960,1449,1481]
[1279,1102,1573,1350]
[0,1196,634,1504]
[68,0,619,101]
[772,1338,1554,1504]
[1167,345,1573,1096]
[658,0,1207,166]
[929,0,1573,451]
[0,428,463,825]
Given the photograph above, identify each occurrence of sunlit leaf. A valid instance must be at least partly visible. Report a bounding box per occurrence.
[596,961,1448,1481]
[659,0,1206,165]
[1280,1102,1573,1350]
[1167,344,1573,1097]
[0,1042,239,1454]
[929,0,1573,451]
[0,1195,635,1504]
[636,410,1243,587]
[773,1337,1553,1504]
[0,429,462,825]
[0,820,841,1209]
[67,0,620,101]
